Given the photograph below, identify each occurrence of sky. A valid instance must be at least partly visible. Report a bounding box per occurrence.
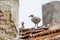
[19,0,60,29]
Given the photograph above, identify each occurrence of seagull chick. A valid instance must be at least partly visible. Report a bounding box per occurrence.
[29,15,41,29]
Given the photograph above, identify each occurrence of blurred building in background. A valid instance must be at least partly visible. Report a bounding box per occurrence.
[42,1,60,25]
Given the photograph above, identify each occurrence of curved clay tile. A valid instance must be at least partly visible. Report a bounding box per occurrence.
[51,34,60,40]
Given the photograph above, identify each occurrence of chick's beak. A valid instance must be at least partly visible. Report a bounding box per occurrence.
[29,15,31,17]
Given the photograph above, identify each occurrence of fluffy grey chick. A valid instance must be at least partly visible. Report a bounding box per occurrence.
[29,15,41,29]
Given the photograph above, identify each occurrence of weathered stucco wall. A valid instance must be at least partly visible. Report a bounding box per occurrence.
[42,1,60,25]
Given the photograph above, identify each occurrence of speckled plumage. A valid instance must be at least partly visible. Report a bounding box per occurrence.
[29,15,41,29]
